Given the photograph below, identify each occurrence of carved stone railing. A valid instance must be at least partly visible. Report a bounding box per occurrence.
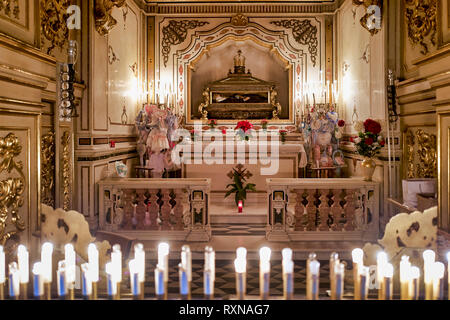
[98,178,211,241]
[266,178,380,242]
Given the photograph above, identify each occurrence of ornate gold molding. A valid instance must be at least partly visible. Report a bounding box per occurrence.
[161,20,209,67]
[61,131,71,211]
[404,0,437,55]
[0,0,20,20]
[405,129,415,179]
[231,14,248,27]
[40,0,70,55]
[270,19,318,67]
[352,0,383,36]
[0,133,25,246]
[41,131,55,207]
[94,0,127,36]
[416,129,437,178]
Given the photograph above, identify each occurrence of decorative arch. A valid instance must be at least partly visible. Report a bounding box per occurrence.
[173,19,311,125]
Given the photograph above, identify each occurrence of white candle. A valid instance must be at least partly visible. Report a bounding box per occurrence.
[352,248,364,300]
[81,263,92,297]
[8,262,20,298]
[423,249,436,282]
[400,255,411,300]
[282,248,293,274]
[134,243,145,283]
[259,247,271,274]
[32,262,43,298]
[65,244,76,285]
[105,262,117,296]
[181,245,191,282]
[205,246,215,282]
[17,245,29,284]
[335,262,345,300]
[409,266,420,300]
[129,260,139,296]
[158,243,169,282]
[383,263,394,300]
[352,248,364,265]
[0,245,5,284]
[359,266,369,300]
[41,242,53,283]
[88,243,99,283]
[376,251,388,286]
[111,244,122,283]
[57,260,67,297]
[447,252,450,300]
[308,260,320,300]
[431,262,445,300]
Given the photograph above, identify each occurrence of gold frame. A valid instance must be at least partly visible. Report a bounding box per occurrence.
[437,110,450,232]
[185,34,294,125]
[436,0,450,48]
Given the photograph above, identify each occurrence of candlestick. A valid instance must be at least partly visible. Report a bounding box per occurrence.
[376,251,388,299]
[81,263,92,300]
[409,266,420,300]
[307,260,320,300]
[180,245,191,300]
[111,244,122,299]
[334,262,345,300]
[17,244,28,299]
[41,242,53,300]
[32,263,43,300]
[431,262,445,300]
[423,249,435,300]
[399,255,411,300]
[259,247,271,300]
[329,252,339,300]
[282,248,294,300]
[204,246,215,300]
[57,261,67,300]
[0,245,4,300]
[359,266,369,300]
[158,242,169,299]
[88,243,99,300]
[8,262,20,300]
[382,263,394,300]
[351,248,363,300]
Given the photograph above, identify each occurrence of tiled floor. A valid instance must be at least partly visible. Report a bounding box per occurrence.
[211,223,266,236]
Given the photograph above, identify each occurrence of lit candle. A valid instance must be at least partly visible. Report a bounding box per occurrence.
[351,248,363,300]
[238,200,243,213]
[134,243,145,299]
[334,262,345,300]
[0,245,4,300]
[307,260,320,300]
[329,252,339,300]
[282,248,294,300]
[32,262,43,300]
[111,244,122,300]
[41,242,53,300]
[179,245,191,299]
[64,244,76,299]
[431,262,445,300]
[234,247,247,300]
[423,249,435,300]
[400,255,411,300]
[18,245,29,298]
[8,262,20,299]
[57,260,67,299]
[259,247,271,300]
[154,265,165,299]
[447,252,450,301]
[359,266,369,300]
[81,263,92,300]
[157,242,169,300]
[204,246,215,299]
[382,263,394,300]
[376,251,388,299]
[88,243,99,300]
[129,260,140,299]
[409,266,420,300]
[105,262,117,299]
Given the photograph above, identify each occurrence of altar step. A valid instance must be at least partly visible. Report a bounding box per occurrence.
[209,202,267,224]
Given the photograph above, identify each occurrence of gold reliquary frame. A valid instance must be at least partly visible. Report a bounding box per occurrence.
[186,35,293,125]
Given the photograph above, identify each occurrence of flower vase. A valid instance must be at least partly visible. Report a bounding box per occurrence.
[361,158,376,181]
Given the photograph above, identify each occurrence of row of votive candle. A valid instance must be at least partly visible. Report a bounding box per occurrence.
[0,244,449,300]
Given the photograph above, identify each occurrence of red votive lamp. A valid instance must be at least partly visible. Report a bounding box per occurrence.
[238,201,243,213]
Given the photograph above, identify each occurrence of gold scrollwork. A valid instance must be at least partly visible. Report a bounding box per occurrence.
[352,0,383,36]
[404,0,437,55]
[40,0,70,55]
[231,14,249,27]
[41,131,55,207]
[61,131,71,211]
[94,0,127,36]
[416,129,437,178]
[405,129,415,179]
[0,133,25,246]
[0,0,20,20]
[199,88,210,121]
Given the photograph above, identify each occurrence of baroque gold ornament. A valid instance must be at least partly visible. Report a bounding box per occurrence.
[416,129,437,178]
[0,133,24,178]
[405,129,415,179]
[40,0,70,55]
[41,131,55,207]
[404,0,437,55]
[61,131,71,211]
[352,0,383,36]
[231,14,249,27]
[94,0,127,36]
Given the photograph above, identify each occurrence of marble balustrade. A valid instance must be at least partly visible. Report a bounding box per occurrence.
[98,178,211,241]
[266,178,380,242]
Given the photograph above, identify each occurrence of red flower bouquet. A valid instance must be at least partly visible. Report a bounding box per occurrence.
[235,120,254,141]
[279,129,288,143]
[208,119,217,129]
[261,119,268,130]
[354,119,385,158]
